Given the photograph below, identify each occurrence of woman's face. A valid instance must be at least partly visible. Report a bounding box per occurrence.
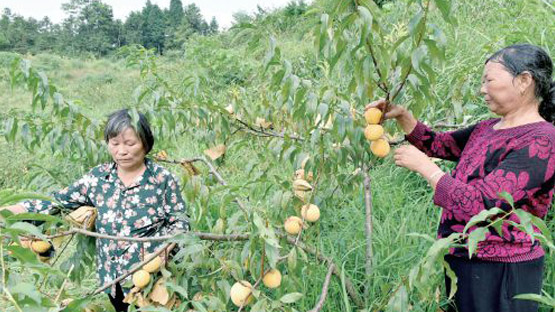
[480,61,523,116]
[107,127,146,171]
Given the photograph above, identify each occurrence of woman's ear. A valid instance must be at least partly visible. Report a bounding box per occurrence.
[517,71,534,95]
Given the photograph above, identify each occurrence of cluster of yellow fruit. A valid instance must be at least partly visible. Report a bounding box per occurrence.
[229,268,283,307]
[10,239,54,262]
[364,108,390,158]
[285,175,321,235]
[125,254,179,309]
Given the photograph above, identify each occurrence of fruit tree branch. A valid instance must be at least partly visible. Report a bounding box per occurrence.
[362,164,374,297]
[90,243,175,296]
[232,117,305,141]
[279,231,364,309]
[307,263,335,312]
[45,228,249,242]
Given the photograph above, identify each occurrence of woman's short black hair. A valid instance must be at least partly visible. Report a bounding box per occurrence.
[486,44,555,123]
[104,109,155,154]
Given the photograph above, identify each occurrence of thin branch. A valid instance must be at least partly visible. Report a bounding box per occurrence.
[389,0,431,103]
[54,264,74,304]
[155,156,250,216]
[45,228,249,242]
[278,231,364,309]
[232,118,305,141]
[90,243,175,296]
[539,0,555,12]
[362,164,374,297]
[0,239,24,312]
[307,263,335,312]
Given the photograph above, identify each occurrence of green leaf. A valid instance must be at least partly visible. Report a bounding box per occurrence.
[386,285,409,312]
[280,292,303,304]
[433,0,453,24]
[10,282,43,304]
[513,293,555,307]
[442,259,457,299]
[467,227,487,258]
[463,207,504,234]
[7,213,61,223]
[8,222,46,239]
[498,191,514,207]
[287,247,297,270]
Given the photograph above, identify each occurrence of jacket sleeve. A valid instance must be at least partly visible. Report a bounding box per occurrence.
[22,173,95,215]
[433,136,555,221]
[406,121,477,161]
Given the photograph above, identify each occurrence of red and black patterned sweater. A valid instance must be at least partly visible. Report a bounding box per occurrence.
[406,118,555,262]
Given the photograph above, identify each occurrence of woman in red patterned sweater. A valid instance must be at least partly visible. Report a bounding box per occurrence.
[367,44,554,312]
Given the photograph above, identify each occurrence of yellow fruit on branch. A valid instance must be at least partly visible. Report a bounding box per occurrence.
[262,269,282,288]
[364,124,384,141]
[294,189,311,202]
[31,240,52,254]
[301,204,320,222]
[370,138,390,158]
[293,179,312,191]
[364,108,383,124]
[230,280,253,307]
[284,216,303,235]
[142,254,162,273]
[294,169,314,182]
[132,270,151,288]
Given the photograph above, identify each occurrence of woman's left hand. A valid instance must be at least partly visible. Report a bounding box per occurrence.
[394,144,434,174]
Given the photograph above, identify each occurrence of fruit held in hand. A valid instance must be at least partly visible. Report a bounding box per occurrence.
[364,124,384,141]
[230,280,253,306]
[284,216,303,235]
[370,138,390,158]
[364,108,382,124]
[301,204,320,222]
[143,254,162,273]
[132,270,151,288]
[263,269,282,288]
[31,240,52,254]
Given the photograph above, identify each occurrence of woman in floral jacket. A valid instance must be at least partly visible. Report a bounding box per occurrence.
[367,44,554,312]
[2,109,189,311]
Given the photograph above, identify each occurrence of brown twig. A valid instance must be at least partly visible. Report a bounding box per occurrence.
[90,243,175,296]
[278,230,364,309]
[44,228,249,242]
[232,118,305,141]
[389,0,431,103]
[362,164,374,297]
[155,156,250,217]
[307,263,335,312]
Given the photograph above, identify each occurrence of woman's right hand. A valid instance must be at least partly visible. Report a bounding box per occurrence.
[365,99,417,134]
[365,99,407,120]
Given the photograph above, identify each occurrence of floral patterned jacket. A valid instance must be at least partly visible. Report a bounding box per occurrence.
[406,118,555,262]
[22,158,189,294]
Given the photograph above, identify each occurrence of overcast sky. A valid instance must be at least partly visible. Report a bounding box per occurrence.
[0,0,305,29]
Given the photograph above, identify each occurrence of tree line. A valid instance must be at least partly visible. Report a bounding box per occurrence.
[0,0,219,56]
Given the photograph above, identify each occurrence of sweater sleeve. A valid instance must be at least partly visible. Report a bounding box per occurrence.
[406,121,477,161]
[21,172,95,215]
[434,136,555,221]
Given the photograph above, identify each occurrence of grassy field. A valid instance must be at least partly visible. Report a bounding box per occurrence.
[0,0,554,311]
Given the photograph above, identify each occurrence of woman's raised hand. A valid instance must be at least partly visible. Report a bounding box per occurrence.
[365,99,406,120]
[365,99,417,134]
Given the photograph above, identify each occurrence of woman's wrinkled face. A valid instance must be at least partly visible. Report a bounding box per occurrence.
[480,61,522,116]
[107,127,146,171]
